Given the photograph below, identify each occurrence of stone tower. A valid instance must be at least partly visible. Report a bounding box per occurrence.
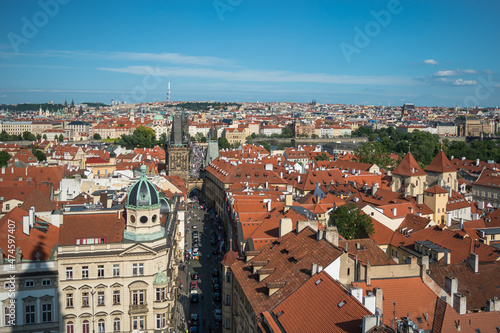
[165,113,190,180]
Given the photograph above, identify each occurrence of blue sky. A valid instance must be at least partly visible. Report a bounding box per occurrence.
[0,0,499,107]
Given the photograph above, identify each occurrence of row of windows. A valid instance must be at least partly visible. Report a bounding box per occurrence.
[66,263,144,280]
[4,279,51,289]
[4,302,52,325]
[66,314,167,333]
[66,287,167,308]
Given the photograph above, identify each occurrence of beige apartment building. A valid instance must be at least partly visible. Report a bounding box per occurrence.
[57,166,183,333]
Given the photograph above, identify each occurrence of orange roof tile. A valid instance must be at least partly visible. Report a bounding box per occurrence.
[392,152,427,177]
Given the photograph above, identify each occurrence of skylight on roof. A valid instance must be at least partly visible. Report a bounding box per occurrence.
[338,300,346,308]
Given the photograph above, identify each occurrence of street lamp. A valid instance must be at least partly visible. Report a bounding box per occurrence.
[91,288,96,333]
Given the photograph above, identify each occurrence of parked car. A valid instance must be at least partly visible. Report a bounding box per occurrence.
[213,269,219,278]
[213,277,220,285]
[213,292,221,302]
[191,293,199,303]
[213,284,220,292]
[190,281,199,294]
[192,272,199,280]
[214,309,222,322]
[190,313,199,325]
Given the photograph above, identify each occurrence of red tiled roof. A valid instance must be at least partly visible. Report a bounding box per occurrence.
[0,207,59,260]
[433,298,500,333]
[424,185,448,194]
[424,150,457,173]
[392,152,427,177]
[270,271,371,333]
[428,261,500,311]
[353,277,438,331]
[230,227,344,318]
[59,212,125,245]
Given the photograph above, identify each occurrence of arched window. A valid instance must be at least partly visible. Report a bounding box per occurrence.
[98,319,105,333]
[66,321,74,333]
[113,318,121,332]
[82,320,89,333]
[152,214,157,223]
[416,180,419,186]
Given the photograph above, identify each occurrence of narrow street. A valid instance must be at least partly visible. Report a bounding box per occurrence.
[174,199,223,333]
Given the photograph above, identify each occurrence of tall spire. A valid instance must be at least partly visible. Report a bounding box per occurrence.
[167,77,171,103]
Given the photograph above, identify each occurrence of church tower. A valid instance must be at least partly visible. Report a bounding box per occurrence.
[165,113,190,180]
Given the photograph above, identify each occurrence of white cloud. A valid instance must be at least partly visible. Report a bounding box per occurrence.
[433,69,478,77]
[458,69,477,75]
[423,59,438,65]
[38,50,232,66]
[97,65,415,86]
[452,79,477,86]
[0,94,7,98]
[434,70,458,77]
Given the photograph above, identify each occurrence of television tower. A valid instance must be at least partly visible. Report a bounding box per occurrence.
[167,78,171,103]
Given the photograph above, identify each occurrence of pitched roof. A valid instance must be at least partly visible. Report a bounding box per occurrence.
[339,239,396,265]
[269,271,371,333]
[424,151,457,173]
[353,277,438,331]
[59,211,125,245]
[230,227,344,318]
[19,187,56,212]
[392,152,427,177]
[0,207,59,260]
[424,185,448,194]
[428,261,500,311]
[433,297,500,333]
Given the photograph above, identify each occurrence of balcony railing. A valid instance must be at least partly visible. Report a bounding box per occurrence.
[129,304,148,314]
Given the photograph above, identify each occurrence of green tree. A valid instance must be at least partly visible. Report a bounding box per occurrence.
[195,132,206,142]
[218,137,231,149]
[328,203,374,240]
[58,134,64,141]
[33,149,46,162]
[354,141,396,170]
[93,133,102,140]
[42,134,47,140]
[315,152,330,161]
[311,134,319,139]
[282,127,293,138]
[258,140,271,153]
[22,131,36,141]
[36,134,41,140]
[0,151,10,167]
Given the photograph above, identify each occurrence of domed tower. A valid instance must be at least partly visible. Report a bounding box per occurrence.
[124,165,164,241]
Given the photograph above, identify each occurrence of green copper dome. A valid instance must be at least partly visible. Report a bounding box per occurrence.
[153,267,169,285]
[126,165,160,209]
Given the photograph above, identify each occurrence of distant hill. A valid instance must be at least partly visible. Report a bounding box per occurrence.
[176,102,241,111]
[0,103,64,112]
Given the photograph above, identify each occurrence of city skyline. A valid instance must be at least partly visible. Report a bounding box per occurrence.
[0,0,499,107]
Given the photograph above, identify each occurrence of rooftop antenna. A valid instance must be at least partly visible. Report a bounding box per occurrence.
[167,77,171,103]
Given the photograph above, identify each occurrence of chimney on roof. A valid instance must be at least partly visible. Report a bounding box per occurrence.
[22,215,30,236]
[374,287,383,314]
[444,251,451,265]
[467,252,479,273]
[486,298,500,312]
[1,167,4,174]
[417,194,423,205]
[29,206,35,228]
[478,201,485,210]
[366,261,371,286]
[324,226,339,247]
[421,255,429,278]
[362,315,379,333]
[445,275,458,305]
[311,263,318,276]
[392,207,397,216]
[371,183,378,196]
[454,293,467,315]
[476,158,480,166]
[279,218,293,238]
